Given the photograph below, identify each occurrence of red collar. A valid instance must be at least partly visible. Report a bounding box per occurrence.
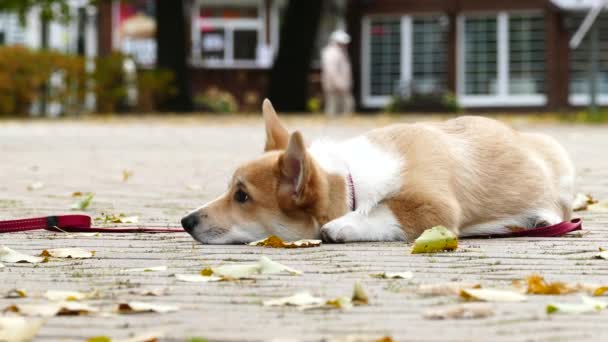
[347,172,356,211]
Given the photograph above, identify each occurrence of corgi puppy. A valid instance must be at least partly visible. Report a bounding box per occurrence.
[181,99,574,244]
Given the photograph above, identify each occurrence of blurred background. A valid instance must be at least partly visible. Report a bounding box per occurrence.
[0,0,606,120]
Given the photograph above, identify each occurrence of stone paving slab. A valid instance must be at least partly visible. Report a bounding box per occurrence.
[1,116,608,341]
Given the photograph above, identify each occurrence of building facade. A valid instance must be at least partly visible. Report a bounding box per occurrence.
[352,0,608,110]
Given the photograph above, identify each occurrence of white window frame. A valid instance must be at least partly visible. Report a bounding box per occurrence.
[361,15,407,108]
[361,14,449,108]
[568,14,608,106]
[457,11,547,107]
[190,0,268,69]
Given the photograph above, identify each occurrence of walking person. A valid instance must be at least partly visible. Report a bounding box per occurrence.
[321,30,354,116]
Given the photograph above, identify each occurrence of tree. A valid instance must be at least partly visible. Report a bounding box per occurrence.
[268,0,322,112]
[155,0,192,112]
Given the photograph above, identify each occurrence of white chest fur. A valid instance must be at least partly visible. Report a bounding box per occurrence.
[308,136,404,214]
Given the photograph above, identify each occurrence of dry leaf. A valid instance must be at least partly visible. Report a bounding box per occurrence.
[352,282,369,305]
[588,201,608,212]
[0,317,45,342]
[526,275,577,295]
[6,302,98,317]
[263,292,325,308]
[116,302,178,314]
[71,193,94,210]
[174,274,223,282]
[248,236,322,248]
[44,290,96,302]
[71,191,83,197]
[595,251,608,260]
[26,182,44,191]
[460,288,527,302]
[370,272,413,279]
[40,248,94,259]
[572,193,598,211]
[417,282,481,296]
[0,247,44,264]
[423,303,494,320]
[123,266,167,273]
[122,169,133,182]
[411,226,458,254]
[547,296,607,315]
[96,213,139,224]
[5,289,27,299]
[258,256,302,275]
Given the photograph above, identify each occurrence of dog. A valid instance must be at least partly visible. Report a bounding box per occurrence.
[181,99,574,244]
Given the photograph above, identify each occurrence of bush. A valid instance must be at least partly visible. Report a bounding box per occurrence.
[136,69,176,113]
[0,45,86,116]
[385,90,462,113]
[92,52,128,114]
[194,87,239,113]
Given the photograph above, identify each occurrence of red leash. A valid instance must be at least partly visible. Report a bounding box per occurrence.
[0,215,184,234]
[0,215,581,237]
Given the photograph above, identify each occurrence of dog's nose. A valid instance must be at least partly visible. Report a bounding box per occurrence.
[181,214,200,232]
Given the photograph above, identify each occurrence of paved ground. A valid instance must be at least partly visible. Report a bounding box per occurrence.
[1,115,608,342]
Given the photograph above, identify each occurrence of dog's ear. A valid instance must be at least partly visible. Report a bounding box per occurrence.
[263,99,289,152]
[279,131,312,206]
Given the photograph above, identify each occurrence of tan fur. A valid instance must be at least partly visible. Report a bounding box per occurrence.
[368,116,572,237]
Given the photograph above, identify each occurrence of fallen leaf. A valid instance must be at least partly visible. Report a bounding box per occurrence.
[593,286,608,296]
[211,264,261,279]
[258,256,302,275]
[96,213,139,224]
[595,251,608,260]
[526,275,577,295]
[263,292,325,308]
[248,236,322,248]
[130,288,169,297]
[417,282,481,296]
[352,282,369,305]
[546,296,607,315]
[325,296,354,309]
[174,274,224,282]
[116,302,178,314]
[40,248,94,259]
[44,290,95,301]
[588,201,608,212]
[460,288,527,302]
[411,226,458,254]
[0,247,44,263]
[370,272,413,279]
[423,303,494,320]
[71,191,83,197]
[6,302,99,316]
[122,169,133,182]
[0,317,45,342]
[87,337,111,342]
[123,266,167,273]
[71,193,94,210]
[572,193,598,211]
[26,182,44,191]
[5,289,27,298]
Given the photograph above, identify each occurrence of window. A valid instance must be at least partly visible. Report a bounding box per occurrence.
[569,14,608,105]
[412,17,448,94]
[363,18,401,101]
[463,16,497,95]
[509,14,545,94]
[192,0,265,68]
[362,15,449,107]
[458,12,546,107]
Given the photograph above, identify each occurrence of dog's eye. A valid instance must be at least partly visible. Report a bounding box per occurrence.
[234,189,249,203]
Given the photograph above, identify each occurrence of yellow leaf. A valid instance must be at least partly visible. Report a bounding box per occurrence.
[411,226,458,254]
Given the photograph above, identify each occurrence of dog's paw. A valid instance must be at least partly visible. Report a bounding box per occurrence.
[320,216,359,243]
